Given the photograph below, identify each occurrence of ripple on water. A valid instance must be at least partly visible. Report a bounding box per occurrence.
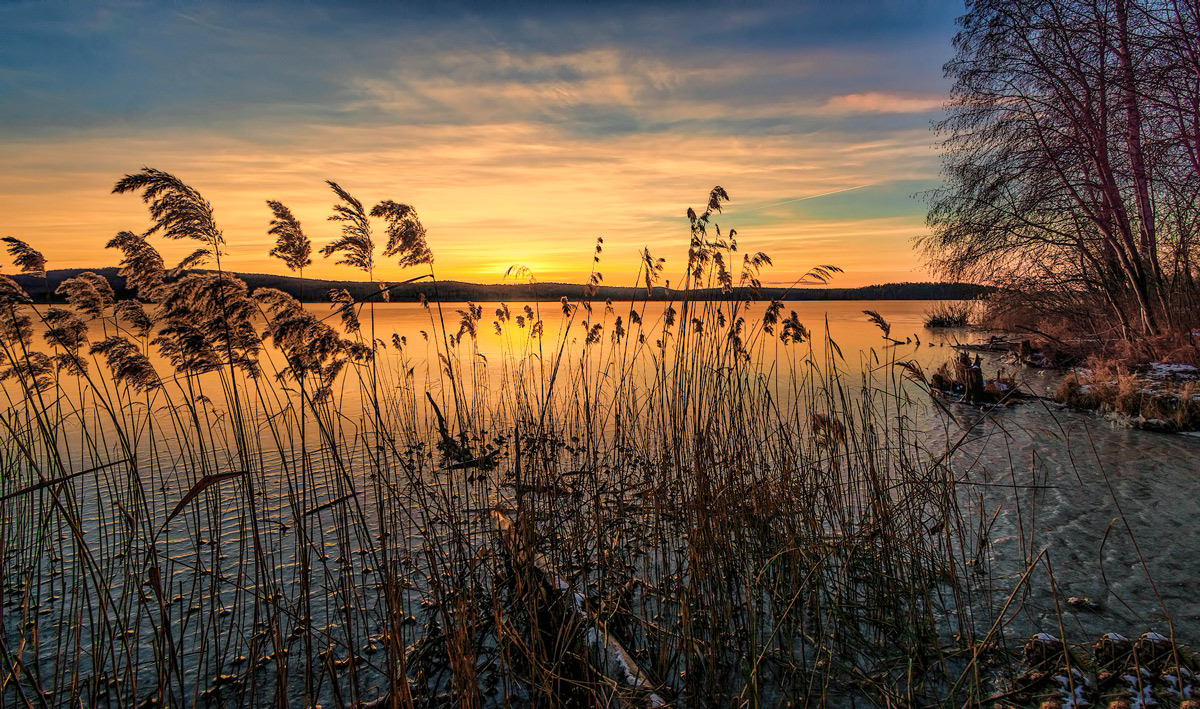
[934,383,1200,643]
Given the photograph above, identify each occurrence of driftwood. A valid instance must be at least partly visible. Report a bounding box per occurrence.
[951,335,1019,354]
[928,351,1026,407]
[491,508,668,707]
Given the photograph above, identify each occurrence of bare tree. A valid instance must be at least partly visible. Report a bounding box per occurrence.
[923,0,1199,336]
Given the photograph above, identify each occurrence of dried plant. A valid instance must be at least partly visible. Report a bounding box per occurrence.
[106,230,166,300]
[321,181,373,273]
[800,264,844,284]
[641,247,666,294]
[763,299,784,334]
[154,273,261,377]
[170,246,213,276]
[0,181,1123,709]
[863,309,892,338]
[1,236,46,278]
[780,310,810,344]
[153,318,221,375]
[0,349,52,390]
[114,299,154,339]
[266,200,313,273]
[256,287,349,385]
[56,272,115,318]
[42,307,89,375]
[0,306,33,347]
[329,288,361,334]
[0,275,31,305]
[455,302,483,341]
[89,335,161,393]
[504,264,535,283]
[113,167,224,253]
[371,200,432,269]
[686,185,730,244]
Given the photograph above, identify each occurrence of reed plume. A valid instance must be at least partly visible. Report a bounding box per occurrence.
[740,251,772,294]
[89,335,161,393]
[0,349,52,390]
[686,185,730,246]
[0,308,31,349]
[170,247,213,276]
[43,307,89,375]
[106,230,166,300]
[112,167,223,254]
[154,273,261,377]
[762,300,783,334]
[641,247,665,294]
[153,319,221,375]
[256,287,347,384]
[56,272,115,318]
[321,181,373,272]
[1,236,46,277]
[329,288,361,334]
[802,264,844,284]
[455,302,482,341]
[266,200,312,273]
[371,200,432,268]
[114,300,154,339]
[863,309,891,337]
[0,275,31,304]
[780,310,810,344]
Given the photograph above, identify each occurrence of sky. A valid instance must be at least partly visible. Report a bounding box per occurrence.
[0,1,964,288]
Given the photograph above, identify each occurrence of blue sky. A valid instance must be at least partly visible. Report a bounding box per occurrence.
[0,1,963,286]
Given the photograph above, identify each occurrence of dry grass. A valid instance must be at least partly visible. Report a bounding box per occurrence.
[1054,359,1200,432]
[975,290,1200,370]
[923,300,976,328]
[0,175,1188,707]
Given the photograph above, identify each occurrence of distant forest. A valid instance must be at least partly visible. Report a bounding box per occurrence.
[14,268,993,304]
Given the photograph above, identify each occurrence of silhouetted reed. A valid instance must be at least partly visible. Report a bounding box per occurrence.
[0,173,1183,708]
[2,236,47,278]
[266,200,312,275]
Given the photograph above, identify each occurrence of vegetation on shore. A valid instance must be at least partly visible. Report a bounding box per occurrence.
[922,0,1200,349]
[1055,362,1200,433]
[5,170,1185,706]
[922,300,976,328]
[919,0,1200,435]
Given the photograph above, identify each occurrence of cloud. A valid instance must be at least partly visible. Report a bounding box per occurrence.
[822,92,945,115]
[0,1,961,286]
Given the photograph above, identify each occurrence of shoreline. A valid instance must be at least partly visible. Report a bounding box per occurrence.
[938,329,1200,433]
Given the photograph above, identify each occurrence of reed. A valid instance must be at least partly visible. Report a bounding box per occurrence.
[922,300,974,328]
[0,175,1184,707]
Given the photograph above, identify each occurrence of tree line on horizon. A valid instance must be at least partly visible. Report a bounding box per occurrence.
[9,267,993,304]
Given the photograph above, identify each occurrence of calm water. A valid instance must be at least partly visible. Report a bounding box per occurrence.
[2,298,1198,703]
[17,297,1200,638]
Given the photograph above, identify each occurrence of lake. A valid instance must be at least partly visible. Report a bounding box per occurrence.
[1,297,1196,705]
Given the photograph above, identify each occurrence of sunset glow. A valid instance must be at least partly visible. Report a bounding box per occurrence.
[1,2,960,287]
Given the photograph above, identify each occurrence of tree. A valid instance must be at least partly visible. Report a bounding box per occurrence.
[923,0,1200,337]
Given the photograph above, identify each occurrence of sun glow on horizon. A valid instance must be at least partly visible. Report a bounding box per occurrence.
[0,2,962,289]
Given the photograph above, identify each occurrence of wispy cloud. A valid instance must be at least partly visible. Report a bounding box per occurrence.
[822,92,945,115]
[0,1,961,287]
[741,185,876,213]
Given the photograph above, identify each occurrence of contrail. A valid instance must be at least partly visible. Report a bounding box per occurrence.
[742,184,875,213]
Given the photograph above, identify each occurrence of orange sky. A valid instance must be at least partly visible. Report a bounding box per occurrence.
[0,3,962,288]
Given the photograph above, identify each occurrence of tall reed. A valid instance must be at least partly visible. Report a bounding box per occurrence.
[0,176,1171,707]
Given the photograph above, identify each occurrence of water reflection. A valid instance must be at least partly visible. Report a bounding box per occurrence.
[3,297,1198,705]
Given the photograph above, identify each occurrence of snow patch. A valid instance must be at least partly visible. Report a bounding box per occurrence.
[1144,362,1199,380]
